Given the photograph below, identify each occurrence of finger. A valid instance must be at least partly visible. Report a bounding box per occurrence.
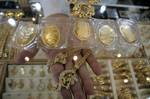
[82,49,101,75]
[71,80,86,99]
[67,50,94,95]
[51,63,72,99]
[15,46,39,64]
[65,51,86,99]
[49,50,72,99]
[79,63,94,95]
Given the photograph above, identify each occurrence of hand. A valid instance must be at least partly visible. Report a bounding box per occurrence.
[43,48,101,99]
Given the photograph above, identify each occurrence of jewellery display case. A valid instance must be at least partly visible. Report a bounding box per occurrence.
[0,0,150,99]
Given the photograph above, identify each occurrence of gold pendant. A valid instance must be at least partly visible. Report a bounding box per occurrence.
[120,25,136,43]
[16,24,36,47]
[57,70,78,90]
[98,25,115,46]
[29,66,36,76]
[41,25,60,48]
[73,19,91,41]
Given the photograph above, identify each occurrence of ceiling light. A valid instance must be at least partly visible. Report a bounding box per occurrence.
[24,56,30,62]
[117,53,122,58]
[100,5,106,13]
[32,17,36,22]
[31,2,42,12]
[8,18,16,27]
[73,55,78,61]
[0,12,4,16]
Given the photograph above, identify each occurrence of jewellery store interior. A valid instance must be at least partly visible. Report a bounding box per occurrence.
[0,0,150,99]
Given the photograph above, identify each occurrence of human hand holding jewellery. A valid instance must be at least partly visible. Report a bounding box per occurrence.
[54,49,91,90]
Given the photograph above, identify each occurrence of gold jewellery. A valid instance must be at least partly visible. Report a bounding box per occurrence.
[48,48,80,72]
[73,19,92,41]
[98,25,115,46]
[68,0,98,18]
[120,25,136,43]
[41,25,60,48]
[72,3,95,18]
[16,23,36,47]
[57,49,91,90]
[92,75,112,97]
[0,24,10,58]
[118,87,134,99]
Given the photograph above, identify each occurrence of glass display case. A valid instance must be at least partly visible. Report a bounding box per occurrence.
[0,0,149,99]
